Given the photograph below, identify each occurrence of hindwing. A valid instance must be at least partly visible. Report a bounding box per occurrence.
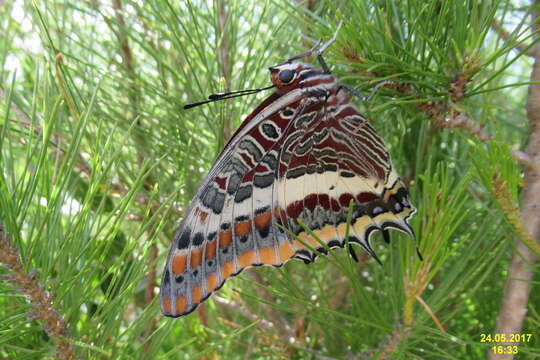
[277,100,415,264]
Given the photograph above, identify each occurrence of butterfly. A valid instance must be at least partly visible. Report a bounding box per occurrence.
[160,32,418,318]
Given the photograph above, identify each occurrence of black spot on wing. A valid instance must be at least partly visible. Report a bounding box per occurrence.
[258,226,270,238]
[235,215,249,222]
[254,173,274,188]
[261,123,279,139]
[235,185,253,203]
[177,228,191,250]
[193,232,204,246]
[201,187,226,214]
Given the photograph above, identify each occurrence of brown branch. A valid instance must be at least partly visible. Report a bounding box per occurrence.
[343,48,492,143]
[0,224,76,359]
[433,112,491,142]
[145,243,158,305]
[431,62,491,142]
[488,3,540,359]
[112,0,138,116]
[511,150,534,169]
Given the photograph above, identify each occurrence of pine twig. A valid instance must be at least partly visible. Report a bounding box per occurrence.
[415,295,447,334]
[430,64,491,142]
[433,112,491,142]
[0,224,76,360]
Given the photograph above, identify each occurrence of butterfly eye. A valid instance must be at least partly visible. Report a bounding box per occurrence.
[278,69,295,84]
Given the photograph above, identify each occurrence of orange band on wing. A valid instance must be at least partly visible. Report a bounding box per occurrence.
[207,273,218,292]
[238,250,257,268]
[295,232,319,249]
[219,229,232,248]
[205,241,217,260]
[175,296,186,314]
[259,246,278,265]
[235,220,251,237]
[191,248,202,269]
[192,284,202,304]
[162,296,172,314]
[254,210,272,229]
[279,241,295,262]
[172,253,187,275]
[221,261,234,278]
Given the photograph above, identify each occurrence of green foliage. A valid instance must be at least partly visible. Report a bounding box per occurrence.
[1,0,539,359]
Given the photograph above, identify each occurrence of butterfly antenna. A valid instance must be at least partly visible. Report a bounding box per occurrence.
[184,84,275,110]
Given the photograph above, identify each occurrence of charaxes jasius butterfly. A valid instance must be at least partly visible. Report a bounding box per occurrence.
[161,29,418,318]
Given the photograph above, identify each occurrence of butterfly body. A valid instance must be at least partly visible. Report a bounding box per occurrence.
[161,61,416,317]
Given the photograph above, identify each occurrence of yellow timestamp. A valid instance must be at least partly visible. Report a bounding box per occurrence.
[491,345,518,355]
[480,333,533,343]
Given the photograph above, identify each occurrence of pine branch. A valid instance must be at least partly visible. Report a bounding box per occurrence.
[0,224,76,360]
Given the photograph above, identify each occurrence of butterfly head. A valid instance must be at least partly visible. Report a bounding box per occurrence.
[268,62,326,93]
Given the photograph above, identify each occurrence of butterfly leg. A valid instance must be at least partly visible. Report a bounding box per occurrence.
[338,80,395,106]
[286,39,322,63]
[338,84,367,102]
[285,20,343,73]
[365,80,393,101]
[315,20,343,74]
